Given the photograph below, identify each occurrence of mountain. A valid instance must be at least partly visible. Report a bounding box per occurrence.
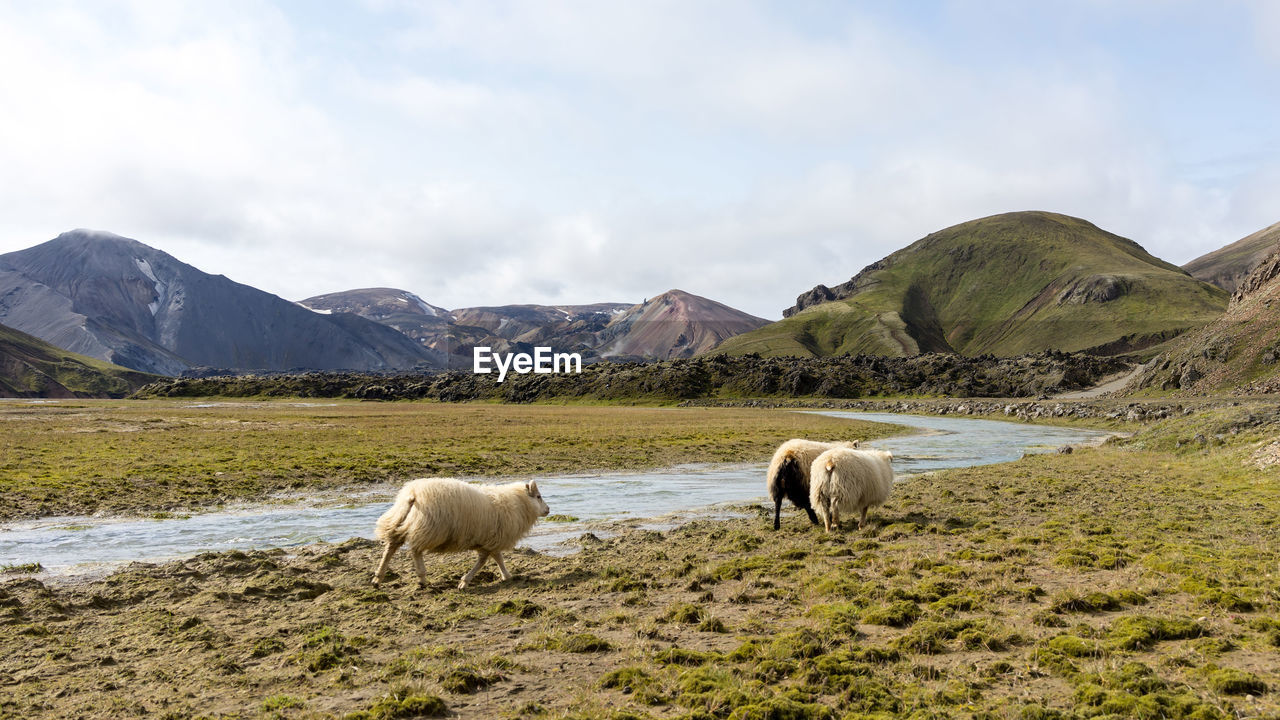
[299,287,450,322]
[446,302,630,362]
[298,288,629,367]
[0,321,156,397]
[301,288,766,365]
[449,302,629,341]
[1127,248,1280,394]
[1182,221,1280,293]
[596,289,769,359]
[0,231,441,375]
[716,211,1228,358]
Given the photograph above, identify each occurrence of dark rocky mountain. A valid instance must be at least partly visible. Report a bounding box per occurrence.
[0,321,156,397]
[718,211,1227,358]
[1182,221,1280,294]
[0,231,441,375]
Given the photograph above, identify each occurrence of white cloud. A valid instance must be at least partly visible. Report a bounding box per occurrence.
[0,1,1276,322]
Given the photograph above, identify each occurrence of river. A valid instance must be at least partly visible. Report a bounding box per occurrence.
[0,412,1112,579]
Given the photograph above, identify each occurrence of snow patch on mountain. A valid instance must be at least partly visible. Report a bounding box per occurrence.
[134,258,165,316]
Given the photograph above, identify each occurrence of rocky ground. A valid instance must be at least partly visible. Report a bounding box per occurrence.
[1127,249,1280,396]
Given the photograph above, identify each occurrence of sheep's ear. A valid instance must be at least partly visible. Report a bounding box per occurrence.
[852,440,860,448]
[527,480,539,496]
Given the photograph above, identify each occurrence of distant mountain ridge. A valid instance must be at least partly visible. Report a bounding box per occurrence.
[1183,221,1280,294]
[301,288,767,366]
[299,288,632,367]
[0,231,441,375]
[717,211,1228,358]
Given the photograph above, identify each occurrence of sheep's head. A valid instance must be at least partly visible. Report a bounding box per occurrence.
[526,481,550,516]
[836,440,860,449]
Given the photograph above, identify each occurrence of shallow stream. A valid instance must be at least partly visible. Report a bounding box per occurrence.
[0,412,1112,579]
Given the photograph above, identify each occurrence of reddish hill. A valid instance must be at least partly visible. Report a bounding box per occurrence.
[597,289,769,360]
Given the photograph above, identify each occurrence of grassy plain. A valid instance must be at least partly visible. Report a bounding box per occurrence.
[0,399,891,521]
[0,403,1277,719]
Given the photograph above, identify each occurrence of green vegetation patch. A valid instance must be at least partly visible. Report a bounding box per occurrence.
[489,598,544,618]
[344,687,448,720]
[1206,667,1268,696]
[1107,616,1204,651]
[860,600,921,628]
[549,632,613,654]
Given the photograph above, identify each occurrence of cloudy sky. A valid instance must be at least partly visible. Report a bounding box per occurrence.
[1,1,1277,319]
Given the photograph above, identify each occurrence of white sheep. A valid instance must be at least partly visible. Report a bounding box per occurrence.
[808,447,894,532]
[372,477,550,589]
[766,438,859,530]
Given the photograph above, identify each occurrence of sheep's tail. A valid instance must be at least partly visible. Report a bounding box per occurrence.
[375,496,415,543]
[777,450,805,491]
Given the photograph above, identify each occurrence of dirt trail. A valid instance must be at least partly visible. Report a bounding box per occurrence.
[1054,360,1151,399]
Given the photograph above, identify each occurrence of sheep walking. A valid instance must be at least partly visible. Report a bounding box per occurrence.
[372,477,550,590]
[809,447,894,532]
[766,438,859,530]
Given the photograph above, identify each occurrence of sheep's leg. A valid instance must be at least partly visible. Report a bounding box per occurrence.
[804,507,820,525]
[491,551,512,581]
[828,506,839,533]
[372,539,402,587]
[458,550,490,589]
[858,507,868,530]
[773,499,783,531]
[411,550,429,589]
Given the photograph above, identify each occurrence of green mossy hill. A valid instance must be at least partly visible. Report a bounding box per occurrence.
[1128,249,1280,395]
[0,323,156,398]
[134,351,1128,401]
[716,211,1228,359]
